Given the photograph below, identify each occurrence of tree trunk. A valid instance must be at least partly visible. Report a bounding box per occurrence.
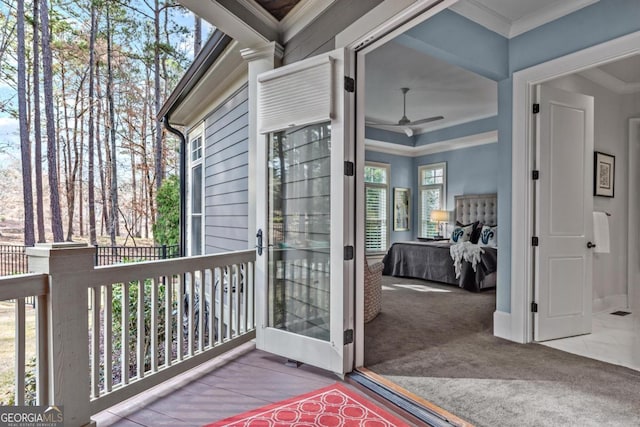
[106,4,119,244]
[41,0,64,242]
[96,61,109,237]
[194,15,202,56]
[88,3,97,245]
[154,0,163,192]
[17,0,35,246]
[32,0,45,243]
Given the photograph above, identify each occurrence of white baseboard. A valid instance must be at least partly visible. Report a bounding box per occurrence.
[493,310,512,340]
[593,294,628,313]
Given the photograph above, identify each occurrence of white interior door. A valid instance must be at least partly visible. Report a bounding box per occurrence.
[534,85,594,341]
[254,48,355,375]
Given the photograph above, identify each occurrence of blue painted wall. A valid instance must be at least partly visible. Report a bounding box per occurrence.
[365,150,414,244]
[414,143,499,212]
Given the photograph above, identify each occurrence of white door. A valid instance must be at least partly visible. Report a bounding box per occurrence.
[534,85,594,341]
[254,48,355,375]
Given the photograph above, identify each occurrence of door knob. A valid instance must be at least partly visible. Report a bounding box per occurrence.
[587,241,596,249]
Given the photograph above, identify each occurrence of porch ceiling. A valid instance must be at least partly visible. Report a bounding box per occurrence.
[255,0,302,21]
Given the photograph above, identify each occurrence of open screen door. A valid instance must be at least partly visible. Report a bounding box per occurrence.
[254,48,355,375]
[534,84,594,341]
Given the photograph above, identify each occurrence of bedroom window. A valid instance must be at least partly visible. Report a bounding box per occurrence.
[190,134,203,256]
[418,163,446,238]
[364,162,390,254]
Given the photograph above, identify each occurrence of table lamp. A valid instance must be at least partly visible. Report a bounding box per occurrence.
[430,210,449,238]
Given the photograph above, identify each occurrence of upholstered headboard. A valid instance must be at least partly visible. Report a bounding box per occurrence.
[454,194,498,226]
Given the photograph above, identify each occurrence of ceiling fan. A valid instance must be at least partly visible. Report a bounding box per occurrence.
[366,88,444,137]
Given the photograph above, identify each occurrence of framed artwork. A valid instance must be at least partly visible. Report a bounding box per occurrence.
[393,188,410,231]
[594,151,615,197]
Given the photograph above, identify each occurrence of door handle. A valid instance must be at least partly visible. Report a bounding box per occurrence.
[587,241,596,249]
[256,229,264,256]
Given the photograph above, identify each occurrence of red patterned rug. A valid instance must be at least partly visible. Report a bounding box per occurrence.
[204,382,410,427]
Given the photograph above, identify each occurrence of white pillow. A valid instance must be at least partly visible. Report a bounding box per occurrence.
[450,223,474,243]
[478,225,498,247]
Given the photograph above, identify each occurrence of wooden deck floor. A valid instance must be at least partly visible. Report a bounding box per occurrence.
[93,342,354,427]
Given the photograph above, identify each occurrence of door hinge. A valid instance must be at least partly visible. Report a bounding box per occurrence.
[532,170,539,180]
[533,103,540,114]
[532,236,539,246]
[344,329,354,345]
[531,302,538,313]
[344,246,354,260]
[344,161,355,176]
[344,76,355,93]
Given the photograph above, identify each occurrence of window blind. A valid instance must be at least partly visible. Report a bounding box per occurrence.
[365,187,387,252]
[258,56,334,134]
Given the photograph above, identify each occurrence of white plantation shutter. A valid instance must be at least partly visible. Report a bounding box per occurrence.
[365,187,387,252]
[258,56,334,133]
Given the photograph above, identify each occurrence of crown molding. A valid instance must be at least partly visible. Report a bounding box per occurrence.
[451,0,599,39]
[449,0,511,38]
[509,0,599,38]
[579,67,640,94]
[365,130,498,157]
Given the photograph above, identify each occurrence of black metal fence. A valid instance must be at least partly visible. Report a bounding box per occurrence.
[0,244,181,275]
[0,244,29,277]
[94,244,181,266]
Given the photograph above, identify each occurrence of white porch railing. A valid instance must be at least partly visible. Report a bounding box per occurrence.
[0,273,49,406]
[0,243,256,426]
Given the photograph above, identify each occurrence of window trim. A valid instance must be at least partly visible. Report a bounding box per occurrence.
[364,161,390,255]
[188,125,205,256]
[418,162,447,238]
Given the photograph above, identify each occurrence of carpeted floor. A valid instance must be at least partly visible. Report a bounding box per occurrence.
[365,276,640,427]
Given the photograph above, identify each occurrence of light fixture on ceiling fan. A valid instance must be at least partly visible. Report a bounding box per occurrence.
[366,87,444,137]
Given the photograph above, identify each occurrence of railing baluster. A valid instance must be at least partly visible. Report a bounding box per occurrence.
[104,285,112,392]
[207,269,214,348]
[198,270,204,352]
[91,287,100,399]
[15,298,25,405]
[217,267,224,342]
[228,266,234,340]
[36,294,48,405]
[121,282,130,385]
[137,279,145,379]
[151,277,159,373]
[188,272,194,356]
[242,262,248,333]
[165,276,173,367]
[248,262,254,329]
[234,264,240,338]
[177,274,184,361]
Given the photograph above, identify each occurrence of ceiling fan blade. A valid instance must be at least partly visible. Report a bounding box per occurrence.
[365,118,398,126]
[410,116,444,126]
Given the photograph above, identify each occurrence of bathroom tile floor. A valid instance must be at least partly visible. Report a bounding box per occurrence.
[540,309,640,371]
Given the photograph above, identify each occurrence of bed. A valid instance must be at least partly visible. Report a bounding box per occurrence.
[381,194,497,292]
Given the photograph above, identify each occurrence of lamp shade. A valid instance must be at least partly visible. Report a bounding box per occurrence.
[430,210,449,222]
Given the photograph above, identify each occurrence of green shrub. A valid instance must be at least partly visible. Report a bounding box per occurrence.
[153,175,180,247]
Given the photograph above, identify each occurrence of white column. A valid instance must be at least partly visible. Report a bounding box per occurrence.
[27,242,96,427]
[241,42,284,247]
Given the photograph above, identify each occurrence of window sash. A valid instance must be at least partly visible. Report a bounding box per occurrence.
[418,163,446,238]
[365,163,389,254]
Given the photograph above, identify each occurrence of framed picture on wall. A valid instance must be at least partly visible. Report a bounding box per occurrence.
[393,188,410,231]
[594,151,615,197]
